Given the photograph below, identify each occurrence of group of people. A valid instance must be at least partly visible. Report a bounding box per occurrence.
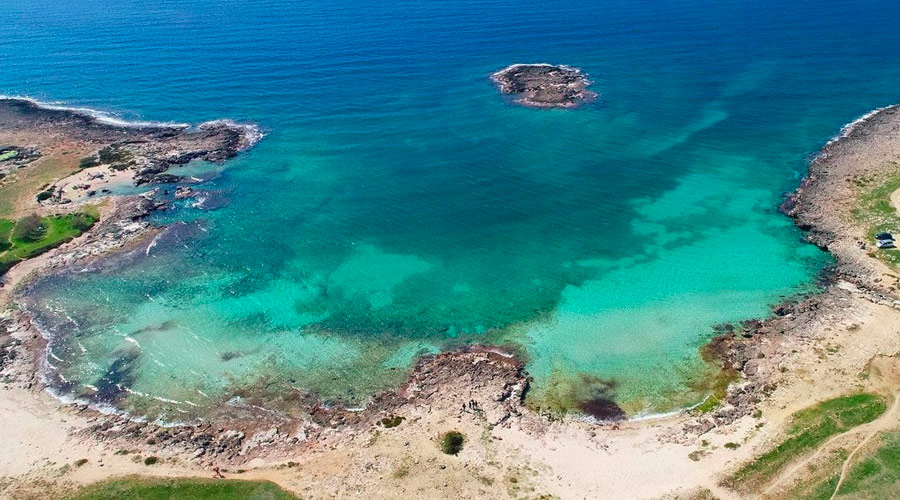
[462,399,482,412]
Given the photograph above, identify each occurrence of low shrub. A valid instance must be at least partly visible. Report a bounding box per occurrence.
[440,431,465,455]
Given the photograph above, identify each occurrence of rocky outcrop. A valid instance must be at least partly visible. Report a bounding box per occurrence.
[491,64,596,108]
[73,347,530,465]
[0,98,261,187]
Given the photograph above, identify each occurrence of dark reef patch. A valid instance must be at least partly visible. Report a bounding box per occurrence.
[579,396,627,421]
[132,320,177,336]
[220,350,244,362]
[92,348,140,405]
[535,370,625,420]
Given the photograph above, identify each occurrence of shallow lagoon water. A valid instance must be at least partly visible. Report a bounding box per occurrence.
[6,0,900,418]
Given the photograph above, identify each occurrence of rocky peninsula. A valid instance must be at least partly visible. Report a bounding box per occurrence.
[0,97,262,298]
[490,64,596,108]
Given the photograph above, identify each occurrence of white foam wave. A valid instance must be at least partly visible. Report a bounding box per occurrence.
[145,232,163,256]
[0,94,190,129]
[825,104,900,146]
[491,62,585,77]
[0,95,265,149]
[190,195,209,209]
[628,407,687,422]
[198,118,265,150]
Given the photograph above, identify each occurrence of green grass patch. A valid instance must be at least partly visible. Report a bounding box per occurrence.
[778,447,846,500]
[0,219,13,253]
[0,150,17,162]
[792,431,900,499]
[730,393,887,489]
[66,476,299,500]
[0,210,99,275]
[828,431,900,498]
[852,167,900,269]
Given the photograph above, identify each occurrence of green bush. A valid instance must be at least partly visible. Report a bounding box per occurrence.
[97,145,132,169]
[79,156,99,169]
[13,214,45,243]
[440,431,465,455]
[379,415,405,428]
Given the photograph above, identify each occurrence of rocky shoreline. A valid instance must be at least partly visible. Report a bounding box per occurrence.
[0,98,260,207]
[3,98,900,471]
[2,305,532,466]
[0,97,537,464]
[490,63,596,108]
[691,103,900,435]
[73,347,530,465]
[0,96,262,284]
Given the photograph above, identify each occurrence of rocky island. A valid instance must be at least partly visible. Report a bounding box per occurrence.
[490,63,596,108]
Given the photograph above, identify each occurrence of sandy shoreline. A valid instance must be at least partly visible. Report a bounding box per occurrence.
[2,98,900,499]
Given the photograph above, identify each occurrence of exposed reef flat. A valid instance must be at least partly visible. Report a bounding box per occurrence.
[490,63,596,108]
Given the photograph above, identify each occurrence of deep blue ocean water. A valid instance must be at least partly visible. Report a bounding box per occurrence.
[4,0,900,418]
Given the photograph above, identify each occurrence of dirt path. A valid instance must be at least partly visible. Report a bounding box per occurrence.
[828,430,879,500]
[763,395,898,497]
[764,356,900,498]
[891,187,900,216]
[827,356,900,499]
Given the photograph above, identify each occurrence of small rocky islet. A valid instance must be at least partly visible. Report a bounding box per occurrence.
[490,63,596,108]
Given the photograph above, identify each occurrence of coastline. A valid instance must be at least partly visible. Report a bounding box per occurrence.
[0,96,877,425]
[2,98,900,498]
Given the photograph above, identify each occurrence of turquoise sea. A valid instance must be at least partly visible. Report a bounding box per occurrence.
[5,0,900,419]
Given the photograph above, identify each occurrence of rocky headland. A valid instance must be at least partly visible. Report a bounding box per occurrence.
[0,98,260,206]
